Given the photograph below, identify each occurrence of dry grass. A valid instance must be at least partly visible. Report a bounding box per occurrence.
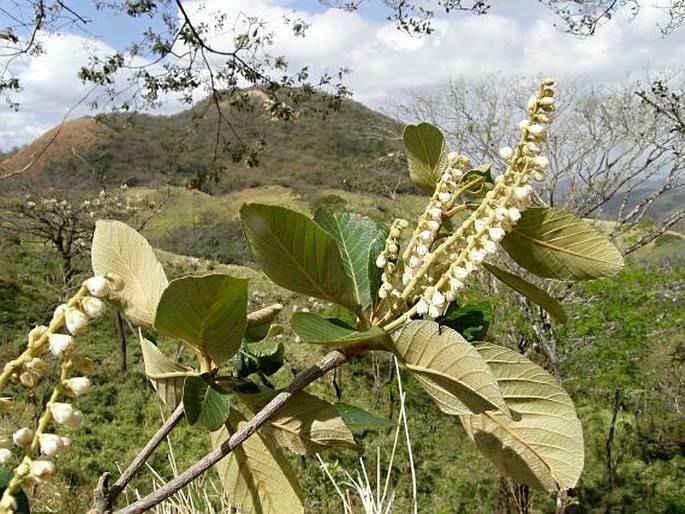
[0,118,108,177]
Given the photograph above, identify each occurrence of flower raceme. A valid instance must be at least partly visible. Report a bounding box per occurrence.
[376,79,556,323]
[0,274,114,510]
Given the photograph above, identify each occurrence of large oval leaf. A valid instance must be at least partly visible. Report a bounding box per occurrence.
[212,410,305,514]
[240,204,359,313]
[291,312,389,346]
[241,391,361,455]
[139,333,193,410]
[460,343,584,491]
[403,122,449,193]
[155,274,247,365]
[390,321,509,416]
[314,210,388,314]
[501,207,624,281]
[482,261,567,323]
[91,220,168,329]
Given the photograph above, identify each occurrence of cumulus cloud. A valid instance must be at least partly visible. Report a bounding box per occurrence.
[1,0,684,150]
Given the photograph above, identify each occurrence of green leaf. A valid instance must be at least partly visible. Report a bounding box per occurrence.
[334,403,395,431]
[0,467,30,513]
[291,312,388,346]
[438,300,493,341]
[91,220,168,329]
[314,210,388,313]
[240,204,359,313]
[403,122,449,193]
[212,410,305,514]
[460,343,584,491]
[483,262,568,323]
[234,339,285,379]
[501,207,624,281]
[139,333,194,410]
[390,321,509,416]
[242,391,361,455]
[183,373,231,431]
[155,274,248,365]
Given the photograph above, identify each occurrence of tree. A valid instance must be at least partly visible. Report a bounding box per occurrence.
[394,74,685,253]
[1,1,683,179]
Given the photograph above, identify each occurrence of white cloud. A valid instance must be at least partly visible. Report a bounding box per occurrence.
[2,1,685,150]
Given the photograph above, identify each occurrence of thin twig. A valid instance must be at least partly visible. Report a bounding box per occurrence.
[114,343,364,513]
[91,402,185,511]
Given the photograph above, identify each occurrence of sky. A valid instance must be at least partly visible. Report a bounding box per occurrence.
[1,0,684,152]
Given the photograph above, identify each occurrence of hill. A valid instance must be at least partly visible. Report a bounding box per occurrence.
[0,91,410,197]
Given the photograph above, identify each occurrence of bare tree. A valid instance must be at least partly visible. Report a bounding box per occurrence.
[394,73,685,252]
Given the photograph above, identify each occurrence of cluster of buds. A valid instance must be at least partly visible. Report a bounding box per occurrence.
[0,274,119,508]
[376,79,556,324]
[376,218,409,300]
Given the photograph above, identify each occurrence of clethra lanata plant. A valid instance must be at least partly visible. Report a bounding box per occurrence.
[0,79,624,513]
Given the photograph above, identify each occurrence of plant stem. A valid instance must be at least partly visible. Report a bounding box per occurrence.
[102,402,185,509]
[113,343,365,514]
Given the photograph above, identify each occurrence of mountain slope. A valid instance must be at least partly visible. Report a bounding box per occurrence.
[0,92,408,196]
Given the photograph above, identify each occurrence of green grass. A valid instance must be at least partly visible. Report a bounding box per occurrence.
[1,190,684,513]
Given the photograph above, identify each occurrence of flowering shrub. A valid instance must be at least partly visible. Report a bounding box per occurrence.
[0,80,625,513]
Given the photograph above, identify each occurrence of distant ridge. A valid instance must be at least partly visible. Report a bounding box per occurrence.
[0,91,408,197]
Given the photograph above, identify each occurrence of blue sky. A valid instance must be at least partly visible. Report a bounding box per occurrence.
[1,0,684,151]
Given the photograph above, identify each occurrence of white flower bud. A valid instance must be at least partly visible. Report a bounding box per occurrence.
[80,297,105,319]
[19,371,36,389]
[39,433,64,457]
[30,460,55,481]
[499,146,514,160]
[428,207,442,220]
[507,208,522,222]
[65,307,89,335]
[518,120,530,130]
[0,448,12,465]
[419,230,433,242]
[375,253,387,268]
[13,428,34,447]
[425,220,440,231]
[416,244,429,257]
[523,142,541,156]
[533,155,549,169]
[408,255,421,268]
[471,250,486,263]
[27,325,48,347]
[449,277,464,294]
[387,242,399,254]
[539,96,554,106]
[428,304,443,319]
[431,290,446,307]
[438,192,451,203]
[63,377,91,397]
[49,334,74,358]
[527,96,537,111]
[84,276,110,298]
[378,287,388,299]
[489,227,506,242]
[452,266,469,280]
[482,239,498,254]
[494,207,509,222]
[528,124,545,136]
[513,187,531,200]
[50,402,76,425]
[26,358,47,376]
[415,299,429,316]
